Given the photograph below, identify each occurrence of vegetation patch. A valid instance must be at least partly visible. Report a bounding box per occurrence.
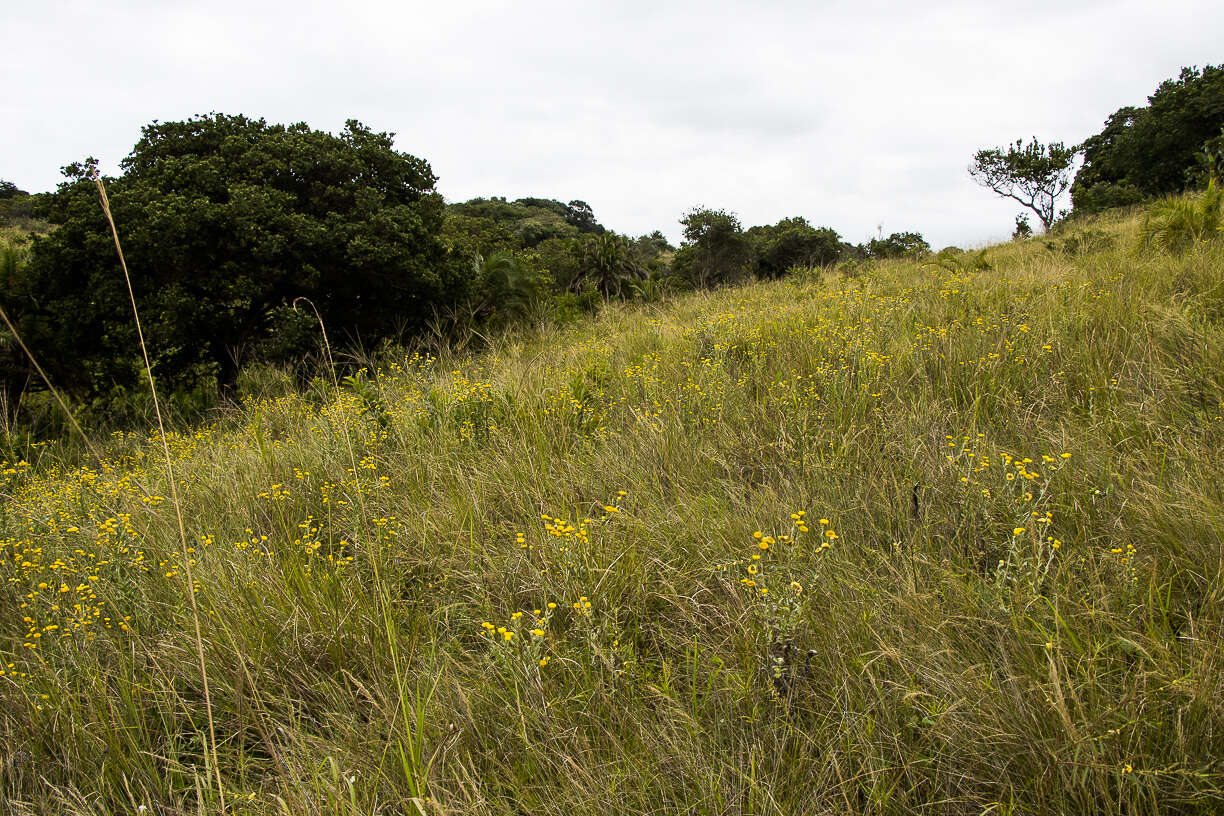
[2,204,1224,814]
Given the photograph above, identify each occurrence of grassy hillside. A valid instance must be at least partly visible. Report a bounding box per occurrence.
[2,205,1223,814]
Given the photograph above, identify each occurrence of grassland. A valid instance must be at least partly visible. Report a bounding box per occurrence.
[2,205,1223,814]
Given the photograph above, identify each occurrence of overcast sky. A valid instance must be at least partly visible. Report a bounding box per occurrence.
[5,0,1222,248]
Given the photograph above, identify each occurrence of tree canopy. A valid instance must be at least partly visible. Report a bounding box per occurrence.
[672,208,754,289]
[865,231,930,260]
[2,109,973,427]
[1072,65,1224,214]
[3,114,467,412]
[746,217,842,277]
[0,180,40,228]
[969,138,1078,232]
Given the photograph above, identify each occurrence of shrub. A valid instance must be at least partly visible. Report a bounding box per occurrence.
[866,230,931,259]
[1013,214,1033,240]
[1137,180,1223,254]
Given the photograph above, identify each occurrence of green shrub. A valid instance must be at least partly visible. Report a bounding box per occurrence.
[1138,180,1223,254]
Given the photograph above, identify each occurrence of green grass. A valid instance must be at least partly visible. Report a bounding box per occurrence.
[2,203,1224,814]
[1138,179,1224,254]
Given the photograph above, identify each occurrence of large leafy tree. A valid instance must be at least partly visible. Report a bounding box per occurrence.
[969,138,1078,232]
[747,216,842,277]
[672,207,753,288]
[562,200,605,235]
[4,114,467,409]
[1073,66,1224,214]
[865,230,930,260]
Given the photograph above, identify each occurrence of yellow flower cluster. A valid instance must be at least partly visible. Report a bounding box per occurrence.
[479,603,558,668]
[735,511,833,596]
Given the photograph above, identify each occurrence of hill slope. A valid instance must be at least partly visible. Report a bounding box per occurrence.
[3,206,1224,814]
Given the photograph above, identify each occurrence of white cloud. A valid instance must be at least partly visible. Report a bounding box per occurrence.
[5,0,1223,248]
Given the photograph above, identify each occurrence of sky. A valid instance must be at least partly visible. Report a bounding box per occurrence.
[5,0,1223,249]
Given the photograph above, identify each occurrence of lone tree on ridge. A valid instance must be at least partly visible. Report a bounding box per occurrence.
[969,137,1078,232]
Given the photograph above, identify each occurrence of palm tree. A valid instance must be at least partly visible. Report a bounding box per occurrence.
[580,233,644,299]
[473,250,539,323]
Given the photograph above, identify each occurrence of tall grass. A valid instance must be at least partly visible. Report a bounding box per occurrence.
[1138,178,1224,254]
[1,201,1223,814]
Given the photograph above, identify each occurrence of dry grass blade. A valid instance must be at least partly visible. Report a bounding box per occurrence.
[91,171,226,813]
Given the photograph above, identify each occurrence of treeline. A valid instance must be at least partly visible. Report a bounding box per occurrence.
[4,63,1219,431]
[972,64,1224,234]
[0,180,40,229]
[1072,65,1224,214]
[444,197,928,304]
[0,114,927,430]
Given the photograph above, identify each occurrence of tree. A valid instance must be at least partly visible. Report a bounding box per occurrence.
[969,138,1078,232]
[533,236,586,294]
[441,211,517,258]
[578,232,643,298]
[627,230,674,281]
[0,242,30,413]
[1189,127,1224,187]
[747,217,842,277]
[1072,65,1224,213]
[0,180,38,228]
[564,200,605,235]
[672,207,753,288]
[4,114,468,411]
[470,250,547,324]
[1012,214,1033,240]
[865,230,930,260]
